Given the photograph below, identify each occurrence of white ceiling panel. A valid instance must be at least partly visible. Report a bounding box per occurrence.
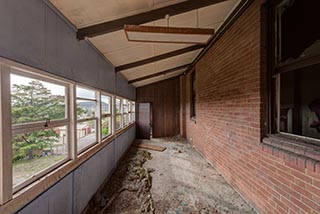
[50,0,186,28]
[122,49,201,80]
[49,0,240,86]
[133,69,186,87]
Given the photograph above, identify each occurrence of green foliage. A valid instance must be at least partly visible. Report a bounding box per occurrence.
[102,126,109,136]
[11,81,65,162]
[11,81,65,124]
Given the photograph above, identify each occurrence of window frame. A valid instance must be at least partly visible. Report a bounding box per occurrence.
[76,85,99,153]
[9,67,72,193]
[0,57,135,208]
[190,70,196,119]
[268,0,320,143]
[115,97,122,131]
[100,93,112,140]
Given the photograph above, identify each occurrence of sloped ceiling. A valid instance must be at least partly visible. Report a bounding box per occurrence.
[49,0,240,87]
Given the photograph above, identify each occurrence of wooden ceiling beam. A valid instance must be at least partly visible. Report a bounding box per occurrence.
[77,0,228,40]
[128,63,190,84]
[115,44,204,72]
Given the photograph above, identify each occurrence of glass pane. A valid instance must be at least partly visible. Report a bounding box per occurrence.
[77,100,96,119]
[277,1,320,63]
[12,126,68,188]
[123,114,129,126]
[11,74,66,125]
[76,86,95,99]
[101,95,111,114]
[116,115,121,130]
[116,98,121,113]
[123,99,128,113]
[101,117,111,138]
[77,120,97,152]
[280,64,320,139]
[132,112,135,122]
[132,102,135,112]
[128,101,132,112]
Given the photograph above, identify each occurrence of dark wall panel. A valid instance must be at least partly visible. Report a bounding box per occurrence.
[136,77,180,137]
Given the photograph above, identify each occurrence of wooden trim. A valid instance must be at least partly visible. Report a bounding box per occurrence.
[124,25,214,44]
[115,45,204,72]
[128,64,190,84]
[77,0,228,40]
[124,25,215,35]
[12,120,68,135]
[0,135,116,214]
[275,55,320,74]
[0,65,13,205]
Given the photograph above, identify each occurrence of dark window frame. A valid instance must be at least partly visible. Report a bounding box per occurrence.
[267,0,320,144]
[190,70,196,119]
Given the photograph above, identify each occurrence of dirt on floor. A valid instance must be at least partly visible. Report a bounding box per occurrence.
[83,138,257,214]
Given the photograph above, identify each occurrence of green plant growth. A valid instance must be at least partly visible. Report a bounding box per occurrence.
[11,81,65,162]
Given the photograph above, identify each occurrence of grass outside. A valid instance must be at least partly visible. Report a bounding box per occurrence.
[13,154,67,187]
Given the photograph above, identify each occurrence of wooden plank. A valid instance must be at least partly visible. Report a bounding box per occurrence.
[128,64,190,84]
[133,142,166,152]
[115,45,204,72]
[77,0,228,40]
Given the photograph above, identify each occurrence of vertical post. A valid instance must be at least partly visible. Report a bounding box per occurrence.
[112,96,116,136]
[69,84,77,159]
[96,91,101,143]
[0,64,12,204]
[276,74,281,133]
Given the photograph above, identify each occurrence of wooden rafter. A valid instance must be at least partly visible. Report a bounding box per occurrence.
[116,44,203,72]
[128,64,190,84]
[77,0,228,40]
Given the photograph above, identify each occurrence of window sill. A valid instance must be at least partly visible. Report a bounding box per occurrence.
[1,135,116,213]
[262,134,320,172]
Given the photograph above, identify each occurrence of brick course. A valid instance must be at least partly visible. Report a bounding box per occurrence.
[183,1,320,213]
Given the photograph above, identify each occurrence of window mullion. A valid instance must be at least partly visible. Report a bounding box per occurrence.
[70,84,77,160]
[0,65,13,204]
[97,91,101,143]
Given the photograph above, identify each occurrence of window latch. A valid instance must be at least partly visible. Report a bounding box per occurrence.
[44,118,50,128]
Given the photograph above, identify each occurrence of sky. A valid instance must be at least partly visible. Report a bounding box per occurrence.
[11,74,65,96]
[10,74,113,104]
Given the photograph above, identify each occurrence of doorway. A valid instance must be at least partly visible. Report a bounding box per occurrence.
[136,103,152,139]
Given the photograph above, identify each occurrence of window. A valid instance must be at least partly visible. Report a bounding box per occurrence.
[115,98,122,130]
[190,70,196,118]
[0,58,135,205]
[131,102,136,122]
[101,94,112,139]
[76,86,98,152]
[10,73,69,191]
[123,99,129,126]
[270,0,320,140]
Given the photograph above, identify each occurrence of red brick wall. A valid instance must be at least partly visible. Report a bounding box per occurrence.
[184,1,320,213]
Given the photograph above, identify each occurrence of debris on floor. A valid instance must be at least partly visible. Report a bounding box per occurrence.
[133,141,166,152]
[83,149,156,214]
[83,138,257,214]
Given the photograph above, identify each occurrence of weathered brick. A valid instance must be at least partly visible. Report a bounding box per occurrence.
[182,0,320,213]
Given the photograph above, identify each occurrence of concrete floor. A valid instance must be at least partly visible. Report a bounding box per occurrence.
[84,138,256,214]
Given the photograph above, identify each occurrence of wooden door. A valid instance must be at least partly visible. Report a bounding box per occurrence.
[137,103,151,139]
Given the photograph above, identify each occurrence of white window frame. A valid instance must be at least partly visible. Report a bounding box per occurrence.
[100,93,112,140]
[115,98,122,131]
[123,99,129,127]
[4,65,72,194]
[0,57,133,209]
[76,85,99,153]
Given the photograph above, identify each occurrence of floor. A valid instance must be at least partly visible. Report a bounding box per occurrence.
[83,138,257,214]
